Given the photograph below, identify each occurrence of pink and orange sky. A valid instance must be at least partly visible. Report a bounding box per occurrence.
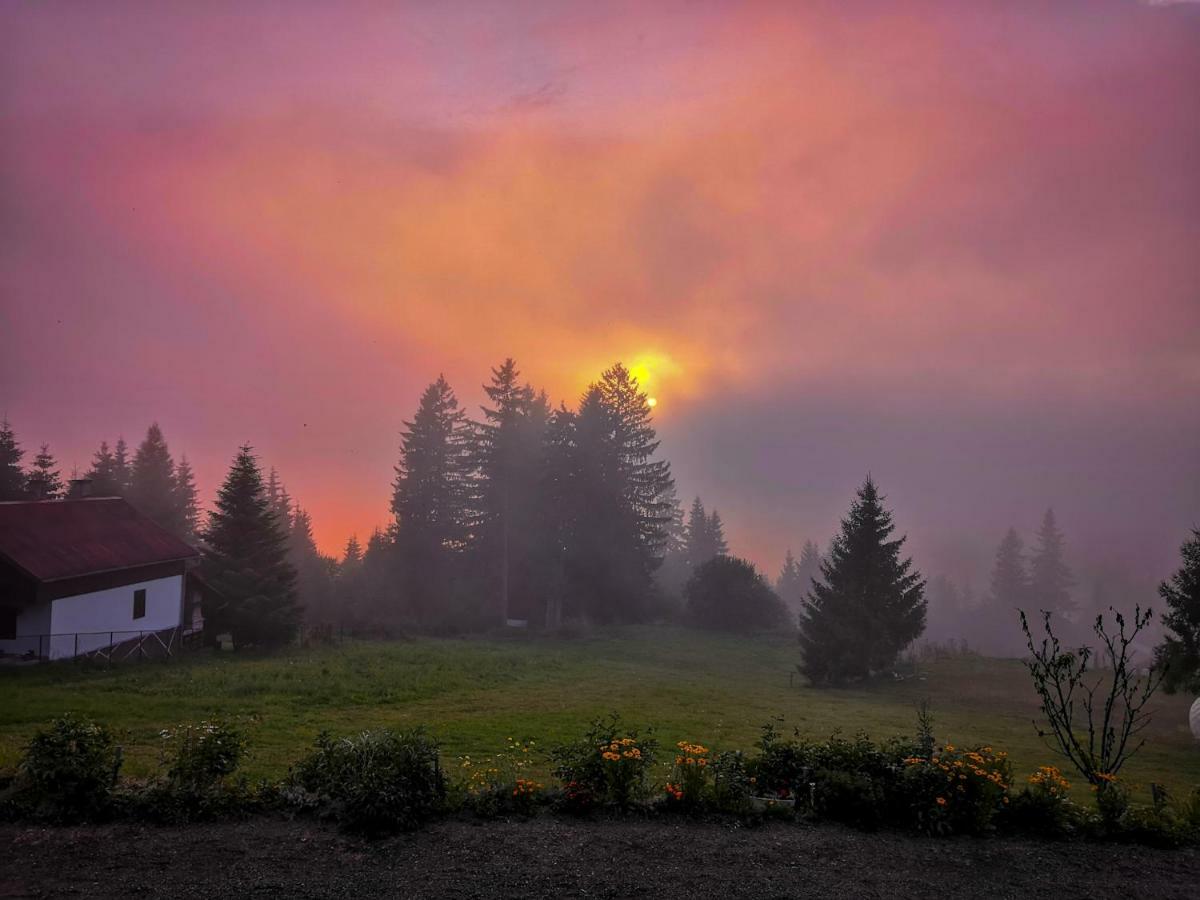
[2,1,1198,589]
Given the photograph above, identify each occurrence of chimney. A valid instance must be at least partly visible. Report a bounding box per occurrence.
[67,478,94,499]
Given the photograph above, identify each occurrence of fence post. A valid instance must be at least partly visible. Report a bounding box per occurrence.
[74,632,78,660]
[109,632,114,668]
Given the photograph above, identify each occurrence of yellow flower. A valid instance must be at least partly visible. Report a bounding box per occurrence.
[936,797,947,806]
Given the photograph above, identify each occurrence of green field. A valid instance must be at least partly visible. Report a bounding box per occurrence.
[1,626,1197,799]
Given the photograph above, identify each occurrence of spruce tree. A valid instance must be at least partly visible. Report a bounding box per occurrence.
[684,497,711,569]
[173,455,200,542]
[86,440,122,496]
[112,437,131,495]
[566,363,674,622]
[798,477,926,685]
[796,540,822,593]
[343,534,363,565]
[981,527,1029,655]
[201,445,300,648]
[392,375,475,622]
[776,549,806,613]
[708,509,729,557]
[27,444,63,499]
[473,358,546,622]
[0,419,26,500]
[1028,508,1075,624]
[1154,529,1200,694]
[128,423,179,532]
[290,506,335,625]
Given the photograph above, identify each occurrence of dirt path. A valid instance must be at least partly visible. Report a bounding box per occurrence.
[2,818,1196,899]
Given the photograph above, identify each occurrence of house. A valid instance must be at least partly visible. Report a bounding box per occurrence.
[0,497,200,660]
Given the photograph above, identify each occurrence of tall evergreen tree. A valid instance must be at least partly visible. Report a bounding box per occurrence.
[798,477,926,685]
[473,358,547,622]
[27,444,63,499]
[565,363,674,622]
[128,423,180,532]
[1154,529,1200,695]
[290,506,336,625]
[776,549,806,613]
[684,497,711,569]
[173,455,200,542]
[980,527,1029,655]
[112,437,131,495]
[652,482,691,606]
[1028,508,1075,622]
[86,440,122,496]
[201,445,300,648]
[334,534,366,628]
[796,540,822,593]
[0,419,26,500]
[391,375,475,622]
[343,534,363,565]
[708,509,729,557]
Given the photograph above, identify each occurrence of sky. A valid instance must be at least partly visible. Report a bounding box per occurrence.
[1,0,1198,596]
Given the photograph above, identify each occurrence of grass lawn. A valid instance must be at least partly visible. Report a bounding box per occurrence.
[1,626,1197,800]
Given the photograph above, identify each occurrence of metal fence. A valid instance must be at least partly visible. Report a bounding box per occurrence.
[0,626,202,664]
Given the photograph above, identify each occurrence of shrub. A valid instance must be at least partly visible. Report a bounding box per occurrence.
[550,714,657,811]
[161,720,248,792]
[709,749,754,815]
[900,744,1011,835]
[455,737,544,817]
[1002,765,1085,838]
[664,741,711,808]
[685,556,788,632]
[291,728,445,833]
[8,714,122,822]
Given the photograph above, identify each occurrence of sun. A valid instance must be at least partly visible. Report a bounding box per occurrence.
[647,397,658,408]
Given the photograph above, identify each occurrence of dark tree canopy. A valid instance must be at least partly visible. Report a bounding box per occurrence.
[173,455,200,542]
[86,440,123,497]
[1154,528,1200,694]
[683,496,727,571]
[687,555,786,633]
[798,476,926,685]
[979,527,1030,656]
[128,423,182,536]
[0,419,26,501]
[1028,508,1075,622]
[27,443,63,499]
[201,445,300,648]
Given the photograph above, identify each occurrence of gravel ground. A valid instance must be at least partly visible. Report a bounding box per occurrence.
[2,817,1197,899]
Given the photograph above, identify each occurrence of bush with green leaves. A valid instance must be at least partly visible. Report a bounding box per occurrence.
[290,728,445,833]
[453,737,544,818]
[685,556,787,633]
[709,749,754,815]
[161,720,248,792]
[549,714,658,811]
[899,744,1012,835]
[7,714,121,822]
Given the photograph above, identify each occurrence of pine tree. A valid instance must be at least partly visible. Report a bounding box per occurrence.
[112,437,131,495]
[173,455,200,542]
[343,534,363,565]
[334,534,366,628]
[473,358,546,622]
[1028,508,1075,624]
[652,483,690,606]
[796,540,822,593]
[86,440,122,496]
[392,375,475,622]
[565,363,674,622]
[776,549,806,613]
[981,527,1029,655]
[0,419,26,500]
[128,423,180,532]
[684,497,710,569]
[1154,529,1200,695]
[201,445,300,648]
[27,444,63,499]
[708,509,729,557]
[290,506,335,625]
[798,477,926,685]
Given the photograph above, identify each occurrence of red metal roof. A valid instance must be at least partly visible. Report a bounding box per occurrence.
[0,498,199,583]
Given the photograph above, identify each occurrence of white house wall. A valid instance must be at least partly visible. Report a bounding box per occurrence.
[47,574,184,659]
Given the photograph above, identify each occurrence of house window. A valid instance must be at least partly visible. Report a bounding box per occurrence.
[0,608,15,640]
[133,589,146,620]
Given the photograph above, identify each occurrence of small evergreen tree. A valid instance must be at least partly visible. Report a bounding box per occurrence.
[1154,529,1200,695]
[27,444,63,499]
[686,556,786,633]
[683,497,711,569]
[0,419,26,500]
[290,506,336,626]
[1028,508,1075,625]
[86,441,122,496]
[201,445,300,648]
[798,477,926,685]
[796,540,822,593]
[173,455,200,542]
[128,423,179,533]
[707,509,729,557]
